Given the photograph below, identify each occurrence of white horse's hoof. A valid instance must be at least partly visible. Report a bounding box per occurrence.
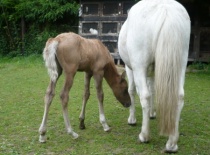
[139,133,149,143]
[39,135,47,143]
[150,112,156,119]
[165,143,178,153]
[128,117,136,125]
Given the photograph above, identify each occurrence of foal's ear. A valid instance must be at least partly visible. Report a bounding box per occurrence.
[121,71,126,79]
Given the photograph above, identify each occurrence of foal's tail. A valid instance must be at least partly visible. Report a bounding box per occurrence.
[153,6,189,136]
[43,38,59,82]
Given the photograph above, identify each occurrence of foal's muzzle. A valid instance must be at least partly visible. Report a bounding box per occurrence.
[123,102,131,108]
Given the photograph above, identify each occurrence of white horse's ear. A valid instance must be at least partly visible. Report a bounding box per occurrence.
[121,71,126,79]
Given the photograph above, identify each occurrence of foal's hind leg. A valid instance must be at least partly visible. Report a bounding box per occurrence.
[126,66,136,125]
[79,72,92,129]
[39,80,57,143]
[60,72,78,139]
[93,71,111,132]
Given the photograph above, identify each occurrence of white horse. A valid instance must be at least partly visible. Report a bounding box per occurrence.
[118,0,190,153]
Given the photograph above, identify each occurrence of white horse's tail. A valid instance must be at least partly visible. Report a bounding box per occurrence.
[43,39,59,82]
[154,6,188,136]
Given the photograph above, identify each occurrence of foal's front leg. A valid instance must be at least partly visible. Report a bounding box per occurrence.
[93,72,111,132]
[79,72,92,129]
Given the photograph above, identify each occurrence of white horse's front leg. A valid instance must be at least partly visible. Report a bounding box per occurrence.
[134,71,151,142]
[126,66,136,125]
[139,95,150,143]
[94,72,111,132]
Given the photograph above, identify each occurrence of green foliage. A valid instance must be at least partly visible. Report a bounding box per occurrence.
[23,27,56,55]
[0,0,79,57]
[188,62,210,72]
[21,22,80,56]
[15,0,79,23]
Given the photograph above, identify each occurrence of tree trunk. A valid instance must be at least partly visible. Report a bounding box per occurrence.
[21,16,25,55]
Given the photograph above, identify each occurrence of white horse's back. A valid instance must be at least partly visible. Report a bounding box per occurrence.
[121,0,190,64]
[118,0,190,152]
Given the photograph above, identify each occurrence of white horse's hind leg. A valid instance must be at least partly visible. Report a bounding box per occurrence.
[165,93,183,152]
[133,69,151,142]
[147,77,156,119]
[165,70,185,153]
[126,66,136,125]
[39,80,56,143]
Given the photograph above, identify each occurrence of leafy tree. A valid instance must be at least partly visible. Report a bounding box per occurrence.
[15,0,79,23]
[0,0,79,56]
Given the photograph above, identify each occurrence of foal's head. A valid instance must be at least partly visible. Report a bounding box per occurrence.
[113,72,131,108]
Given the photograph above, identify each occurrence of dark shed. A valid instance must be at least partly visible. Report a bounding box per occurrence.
[78,0,210,62]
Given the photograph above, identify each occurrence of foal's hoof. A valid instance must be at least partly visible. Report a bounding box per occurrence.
[104,127,112,132]
[79,124,86,130]
[68,131,79,139]
[72,132,79,139]
[79,119,86,130]
[39,135,47,143]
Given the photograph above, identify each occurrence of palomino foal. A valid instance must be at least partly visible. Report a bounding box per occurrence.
[39,32,131,142]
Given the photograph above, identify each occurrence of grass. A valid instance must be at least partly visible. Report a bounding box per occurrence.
[0,55,210,155]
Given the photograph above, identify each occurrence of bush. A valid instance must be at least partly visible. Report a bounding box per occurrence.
[0,0,79,57]
[188,61,210,72]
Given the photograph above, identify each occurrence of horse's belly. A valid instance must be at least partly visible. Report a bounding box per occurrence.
[118,21,132,69]
[78,61,92,72]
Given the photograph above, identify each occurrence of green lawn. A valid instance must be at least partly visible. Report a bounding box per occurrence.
[0,55,210,155]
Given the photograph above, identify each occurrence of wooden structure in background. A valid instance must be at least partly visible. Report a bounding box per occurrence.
[79,0,210,62]
[184,0,210,62]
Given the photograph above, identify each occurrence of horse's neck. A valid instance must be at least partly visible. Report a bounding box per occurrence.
[104,62,119,88]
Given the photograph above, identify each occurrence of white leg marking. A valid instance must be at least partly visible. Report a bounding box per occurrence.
[63,107,79,139]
